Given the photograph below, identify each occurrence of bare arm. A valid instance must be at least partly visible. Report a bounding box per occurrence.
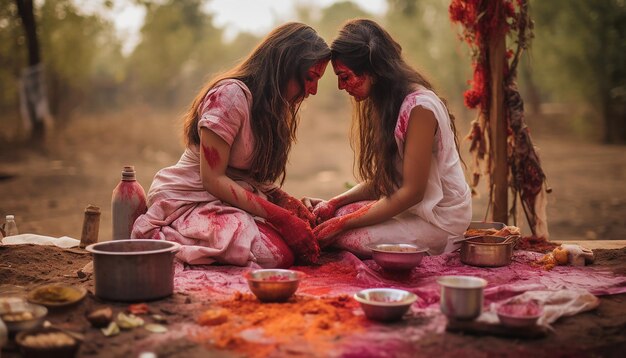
[199,127,268,217]
[314,106,437,241]
[199,127,319,263]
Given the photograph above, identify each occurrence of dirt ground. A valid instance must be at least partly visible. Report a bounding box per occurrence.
[0,245,625,357]
[0,104,625,356]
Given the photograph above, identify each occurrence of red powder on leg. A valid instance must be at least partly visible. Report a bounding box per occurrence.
[256,222,294,268]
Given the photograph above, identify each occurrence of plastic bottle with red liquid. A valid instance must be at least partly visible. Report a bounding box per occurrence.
[111,166,147,241]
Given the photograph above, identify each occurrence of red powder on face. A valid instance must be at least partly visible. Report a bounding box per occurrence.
[332,59,368,100]
[201,144,221,169]
[304,60,329,97]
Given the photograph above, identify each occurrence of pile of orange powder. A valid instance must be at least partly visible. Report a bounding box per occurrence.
[192,292,367,357]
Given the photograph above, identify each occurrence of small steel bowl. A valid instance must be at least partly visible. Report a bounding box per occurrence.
[354,288,418,322]
[0,303,48,333]
[245,269,305,303]
[369,244,428,271]
[496,300,543,327]
[438,276,487,320]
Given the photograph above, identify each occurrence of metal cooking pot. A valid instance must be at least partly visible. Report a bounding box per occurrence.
[86,240,180,302]
[458,235,515,267]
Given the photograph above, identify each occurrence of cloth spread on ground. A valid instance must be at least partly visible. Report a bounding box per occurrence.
[166,250,626,357]
[1,233,79,248]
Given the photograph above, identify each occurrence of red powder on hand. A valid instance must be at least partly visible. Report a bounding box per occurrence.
[270,190,316,227]
[247,191,320,264]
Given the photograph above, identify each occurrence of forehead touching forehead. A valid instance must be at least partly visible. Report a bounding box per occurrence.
[308,59,328,75]
[332,59,353,74]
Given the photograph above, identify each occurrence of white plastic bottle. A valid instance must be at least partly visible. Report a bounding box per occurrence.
[111,166,147,241]
[4,215,18,237]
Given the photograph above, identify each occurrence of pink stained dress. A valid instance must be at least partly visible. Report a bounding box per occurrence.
[131,79,294,267]
[332,88,472,256]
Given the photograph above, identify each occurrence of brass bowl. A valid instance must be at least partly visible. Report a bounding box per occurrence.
[354,288,418,322]
[245,269,305,303]
[369,243,428,271]
[16,327,80,358]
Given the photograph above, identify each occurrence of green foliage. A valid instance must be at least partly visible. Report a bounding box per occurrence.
[126,0,225,105]
[0,1,23,112]
[385,0,471,110]
[529,0,626,141]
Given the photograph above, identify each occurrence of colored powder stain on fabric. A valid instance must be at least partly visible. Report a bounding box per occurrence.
[256,222,294,268]
[201,144,221,169]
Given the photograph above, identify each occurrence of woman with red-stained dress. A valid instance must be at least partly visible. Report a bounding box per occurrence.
[131,23,330,267]
[308,19,471,256]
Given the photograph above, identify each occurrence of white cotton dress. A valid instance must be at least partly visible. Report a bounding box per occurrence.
[332,88,472,256]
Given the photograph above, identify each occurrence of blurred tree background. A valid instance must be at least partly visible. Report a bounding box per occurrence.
[1,0,625,145]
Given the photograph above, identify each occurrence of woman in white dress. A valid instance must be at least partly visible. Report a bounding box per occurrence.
[310,19,471,256]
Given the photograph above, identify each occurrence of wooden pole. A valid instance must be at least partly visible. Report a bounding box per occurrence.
[489,26,508,224]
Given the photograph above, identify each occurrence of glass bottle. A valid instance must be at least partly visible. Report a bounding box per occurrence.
[111,166,147,241]
[4,215,18,237]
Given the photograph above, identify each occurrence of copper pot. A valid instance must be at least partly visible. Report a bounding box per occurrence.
[459,235,516,267]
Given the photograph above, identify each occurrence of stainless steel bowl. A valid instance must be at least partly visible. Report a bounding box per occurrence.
[86,240,180,302]
[438,276,487,320]
[369,244,428,271]
[496,300,543,327]
[245,269,304,302]
[354,288,418,322]
[0,303,47,333]
[459,235,514,267]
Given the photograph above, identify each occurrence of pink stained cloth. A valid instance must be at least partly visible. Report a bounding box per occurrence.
[332,89,472,256]
[174,250,626,303]
[168,249,626,357]
[131,80,293,267]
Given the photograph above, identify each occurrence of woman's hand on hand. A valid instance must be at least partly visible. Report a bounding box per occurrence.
[312,200,338,224]
[301,197,323,212]
[268,210,319,264]
[271,190,317,227]
[312,216,346,248]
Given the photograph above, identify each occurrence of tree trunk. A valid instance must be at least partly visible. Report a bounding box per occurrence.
[15,0,53,142]
[489,26,508,224]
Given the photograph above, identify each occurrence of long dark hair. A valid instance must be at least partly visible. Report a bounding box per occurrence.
[184,22,330,184]
[331,19,461,197]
